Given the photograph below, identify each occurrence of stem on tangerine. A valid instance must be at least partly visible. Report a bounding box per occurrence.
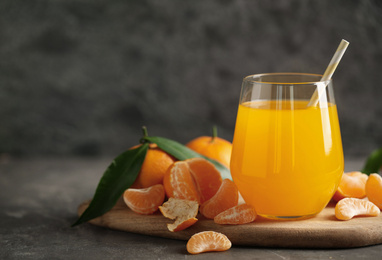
[211,125,217,143]
[140,126,149,144]
[142,126,148,137]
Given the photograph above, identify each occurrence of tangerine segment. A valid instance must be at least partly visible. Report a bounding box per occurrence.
[186,136,232,168]
[186,231,232,255]
[163,161,200,202]
[332,171,368,201]
[159,198,199,232]
[186,158,223,204]
[335,198,380,221]
[214,204,257,225]
[132,143,176,188]
[366,173,382,209]
[238,192,246,205]
[200,179,239,219]
[123,184,165,214]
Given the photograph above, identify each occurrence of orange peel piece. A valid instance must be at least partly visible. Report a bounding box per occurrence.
[159,198,199,232]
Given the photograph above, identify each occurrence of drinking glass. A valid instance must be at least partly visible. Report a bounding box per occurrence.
[230,73,344,220]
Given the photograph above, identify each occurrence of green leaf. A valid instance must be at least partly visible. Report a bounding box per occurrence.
[72,143,149,226]
[361,147,382,175]
[143,136,232,180]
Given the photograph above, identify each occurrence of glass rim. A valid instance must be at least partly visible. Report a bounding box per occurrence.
[243,72,331,85]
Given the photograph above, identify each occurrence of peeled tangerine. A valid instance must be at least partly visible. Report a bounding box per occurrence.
[159,198,199,232]
[332,171,368,201]
[365,173,382,209]
[200,179,239,219]
[335,198,380,221]
[163,158,223,204]
[187,231,232,255]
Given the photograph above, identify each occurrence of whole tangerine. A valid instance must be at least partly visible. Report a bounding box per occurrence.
[186,126,232,168]
[132,143,176,188]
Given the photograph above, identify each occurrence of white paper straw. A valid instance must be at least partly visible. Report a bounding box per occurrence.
[307,39,349,107]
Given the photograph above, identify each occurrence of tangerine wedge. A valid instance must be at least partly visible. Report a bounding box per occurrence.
[159,198,199,232]
[163,161,200,202]
[335,198,380,221]
[186,231,232,254]
[366,173,382,209]
[163,158,222,204]
[332,171,368,201]
[214,204,257,225]
[123,184,165,214]
[200,179,239,219]
[186,158,223,204]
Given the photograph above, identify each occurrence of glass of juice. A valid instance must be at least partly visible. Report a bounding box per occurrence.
[230,73,344,220]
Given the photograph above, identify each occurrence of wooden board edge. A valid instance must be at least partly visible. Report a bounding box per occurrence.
[77,200,382,249]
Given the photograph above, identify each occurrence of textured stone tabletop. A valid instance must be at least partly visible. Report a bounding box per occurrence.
[1,157,382,259]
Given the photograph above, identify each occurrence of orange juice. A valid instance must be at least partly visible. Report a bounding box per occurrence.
[231,100,344,219]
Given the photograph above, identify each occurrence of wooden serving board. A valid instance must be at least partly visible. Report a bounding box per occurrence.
[78,200,382,248]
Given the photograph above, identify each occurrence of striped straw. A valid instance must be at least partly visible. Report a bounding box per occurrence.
[307,39,349,107]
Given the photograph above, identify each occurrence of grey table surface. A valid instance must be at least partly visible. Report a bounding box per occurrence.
[1,157,382,260]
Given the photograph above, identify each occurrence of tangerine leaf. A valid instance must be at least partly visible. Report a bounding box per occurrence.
[362,147,382,175]
[72,143,149,226]
[143,136,232,180]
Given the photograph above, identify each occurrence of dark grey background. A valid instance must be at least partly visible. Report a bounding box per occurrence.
[1,0,381,158]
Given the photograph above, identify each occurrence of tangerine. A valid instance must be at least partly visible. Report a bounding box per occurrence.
[163,160,200,202]
[163,158,222,204]
[186,158,223,204]
[332,171,368,201]
[200,179,239,219]
[365,173,382,209]
[335,197,380,221]
[123,184,165,214]
[186,231,232,254]
[186,126,232,168]
[214,204,257,225]
[132,143,176,188]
